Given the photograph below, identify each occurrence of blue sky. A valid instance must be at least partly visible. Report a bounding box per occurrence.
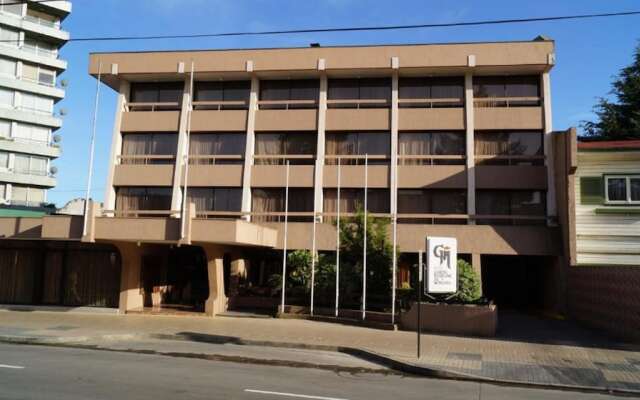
[49,0,640,206]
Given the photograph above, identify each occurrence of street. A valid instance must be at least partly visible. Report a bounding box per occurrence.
[0,343,625,400]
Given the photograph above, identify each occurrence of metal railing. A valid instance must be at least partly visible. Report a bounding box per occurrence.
[24,14,60,29]
[188,154,244,165]
[257,99,318,110]
[474,96,541,108]
[398,97,464,108]
[102,209,179,218]
[117,155,176,165]
[126,102,181,112]
[192,100,248,110]
[475,154,545,166]
[324,154,390,165]
[397,154,466,165]
[326,98,390,109]
[253,154,315,165]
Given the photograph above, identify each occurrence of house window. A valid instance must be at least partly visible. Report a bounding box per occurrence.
[323,188,390,214]
[0,88,14,108]
[14,154,47,175]
[325,132,390,165]
[397,189,467,224]
[399,77,464,108]
[194,80,250,109]
[0,0,23,16]
[20,92,53,115]
[605,175,640,204]
[0,151,8,169]
[398,131,465,165]
[0,57,16,78]
[328,78,391,108]
[475,131,543,165]
[0,119,11,138]
[11,185,45,206]
[115,187,172,212]
[259,79,318,109]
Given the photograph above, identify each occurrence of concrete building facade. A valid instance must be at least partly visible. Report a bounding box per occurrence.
[0,39,578,319]
[0,0,70,207]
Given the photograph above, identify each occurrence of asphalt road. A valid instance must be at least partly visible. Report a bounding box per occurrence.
[0,343,624,400]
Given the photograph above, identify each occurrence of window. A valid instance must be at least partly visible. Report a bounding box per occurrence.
[0,58,16,78]
[259,79,319,109]
[22,63,55,86]
[476,190,546,225]
[398,132,465,165]
[121,133,178,164]
[20,92,53,115]
[0,27,19,48]
[129,82,184,109]
[605,175,640,204]
[14,154,47,175]
[325,132,390,165]
[14,123,49,143]
[189,133,245,165]
[323,188,390,215]
[115,187,172,212]
[0,119,10,138]
[187,187,242,216]
[473,76,540,107]
[25,8,59,28]
[0,151,8,169]
[475,131,543,165]
[254,132,316,164]
[194,80,250,109]
[23,39,57,58]
[10,185,45,206]
[397,189,467,223]
[328,78,391,108]
[252,188,314,222]
[399,77,464,108]
[0,0,22,16]
[0,88,14,108]
[0,184,5,200]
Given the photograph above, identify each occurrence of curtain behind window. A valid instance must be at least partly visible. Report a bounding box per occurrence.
[189,133,245,164]
[115,187,172,212]
[121,134,177,164]
[325,132,390,165]
[323,189,389,215]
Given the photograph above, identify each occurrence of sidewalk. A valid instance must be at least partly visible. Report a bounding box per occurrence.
[1,309,639,393]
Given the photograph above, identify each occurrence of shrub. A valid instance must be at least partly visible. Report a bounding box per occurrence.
[454,259,482,303]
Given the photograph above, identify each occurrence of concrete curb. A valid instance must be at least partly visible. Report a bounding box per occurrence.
[2,333,639,397]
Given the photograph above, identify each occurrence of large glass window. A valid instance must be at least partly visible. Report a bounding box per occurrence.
[121,133,177,164]
[473,75,540,107]
[475,131,543,165]
[194,81,250,109]
[11,185,45,206]
[187,187,242,216]
[476,190,546,225]
[20,92,53,115]
[254,132,316,164]
[129,82,184,107]
[189,133,245,165]
[0,27,19,48]
[0,57,16,78]
[115,187,172,212]
[23,38,57,58]
[14,154,47,175]
[0,0,23,16]
[323,188,390,215]
[252,188,314,222]
[325,132,390,165]
[14,123,49,143]
[604,175,640,204]
[328,78,391,108]
[398,131,465,165]
[0,88,14,108]
[259,79,319,109]
[399,77,464,108]
[25,8,60,28]
[397,189,467,224]
[22,63,55,86]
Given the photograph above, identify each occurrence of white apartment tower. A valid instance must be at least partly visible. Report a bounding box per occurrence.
[0,0,70,207]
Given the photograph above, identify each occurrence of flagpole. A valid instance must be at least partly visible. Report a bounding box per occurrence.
[335,157,341,318]
[391,154,398,325]
[180,61,195,239]
[83,61,102,237]
[310,209,317,316]
[362,153,368,321]
[280,160,290,314]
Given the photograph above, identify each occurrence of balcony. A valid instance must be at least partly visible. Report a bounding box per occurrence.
[185,157,244,187]
[251,155,315,187]
[474,97,543,130]
[323,155,390,188]
[398,107,465,130]
[326,103,390,131]
[121,109,180,132]
[255,106,318,131]
[475,164,548,190]
[191,103,247,132]
[113,158,175,186]
[397,157,466,188]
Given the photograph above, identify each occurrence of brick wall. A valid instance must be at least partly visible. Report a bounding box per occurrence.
[568,265,640,342]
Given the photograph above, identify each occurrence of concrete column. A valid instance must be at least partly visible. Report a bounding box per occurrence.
[314,71,327,219]
[228,257,247,297]
[170,75,191,215]
[464,73,476,222]
[202,244,228,316]
[390,67,399,215]
[103,80,130,211]
[241,76,259,221]
[542,72,557,221]
[116,242,144,314]
[471,253,482,296]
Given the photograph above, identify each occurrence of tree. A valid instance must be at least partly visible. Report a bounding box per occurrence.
[455,259,482,303]
[582,43,640,139]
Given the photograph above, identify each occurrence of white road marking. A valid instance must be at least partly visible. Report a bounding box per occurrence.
[244,389,349,400]
[0,364,24,369]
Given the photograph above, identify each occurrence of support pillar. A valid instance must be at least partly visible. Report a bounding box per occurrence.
[471,253,482,296]
[464,72,476,222]
[228,257,247,298]
[202,244,228,316]
[116,242,144,314]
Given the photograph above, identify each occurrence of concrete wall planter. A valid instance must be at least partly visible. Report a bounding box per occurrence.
[400,302,498,337]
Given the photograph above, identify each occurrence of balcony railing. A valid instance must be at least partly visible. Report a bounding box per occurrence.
[12,168,48,176]
[327,99,389,109]
[475,154,545,166]
[474,96,541,108]
[325,154,390,165]
[188,154,244,165]
[17,105,52,116]
[21,45,57,59]
[21,75,55,87]
[398,98,464,108]
[126,102,181,112]
[24,14,60,29]
[192,100,248,110]
[253,154,315,165]
[117,155,176,165]
[102,209,178,218]
[397,155,466,165]
[257,99,317,110]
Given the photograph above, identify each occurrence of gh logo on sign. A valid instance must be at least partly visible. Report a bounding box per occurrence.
[433,244,452,268]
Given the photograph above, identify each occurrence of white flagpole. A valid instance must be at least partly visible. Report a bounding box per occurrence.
[335,157,341,318]
[362,153,368,321]
[310,209,317,316]
[83,61,102,237]
[391,154,398,325]
[280,160,290,314]
[180,61,195,239]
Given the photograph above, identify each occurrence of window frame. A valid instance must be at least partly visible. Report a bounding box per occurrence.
[604,174,640,205]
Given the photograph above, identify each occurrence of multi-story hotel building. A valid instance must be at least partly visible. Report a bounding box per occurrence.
[0,38,577,319]
[0,0,70,209]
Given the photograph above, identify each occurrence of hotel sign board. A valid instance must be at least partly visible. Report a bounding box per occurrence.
[426,236,458,294]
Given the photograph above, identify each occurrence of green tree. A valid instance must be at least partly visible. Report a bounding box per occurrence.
[455,259,482,303]
[582,43,640,139]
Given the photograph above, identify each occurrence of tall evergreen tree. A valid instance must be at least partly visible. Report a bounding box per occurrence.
[582,43,640,139]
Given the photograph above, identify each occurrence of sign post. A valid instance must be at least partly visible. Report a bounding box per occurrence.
[417,236,458,358]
